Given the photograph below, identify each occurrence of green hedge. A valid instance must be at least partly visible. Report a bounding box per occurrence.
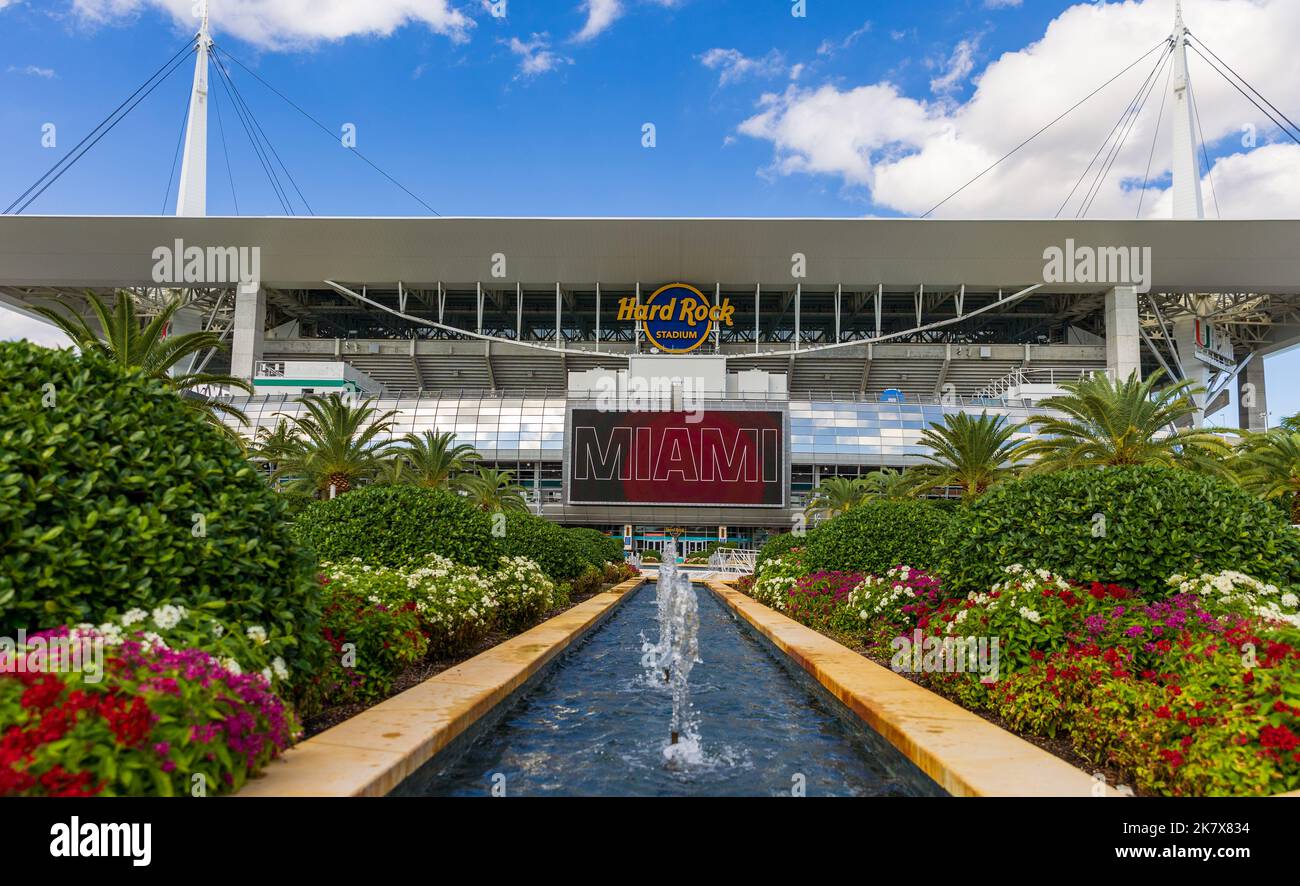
[801,500,955,576]
[292,485,502,569]
[566,527,622,570]
[0,341,324,673]
[496,511,588,581]
[937,465,1300,597]
[756,531,812,572]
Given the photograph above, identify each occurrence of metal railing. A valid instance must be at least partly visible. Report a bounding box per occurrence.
[708,548,759,575]
[974,367,1100,400]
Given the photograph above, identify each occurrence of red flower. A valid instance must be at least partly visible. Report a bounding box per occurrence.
[1260,725,1299,752]
[1155,705,1172,719]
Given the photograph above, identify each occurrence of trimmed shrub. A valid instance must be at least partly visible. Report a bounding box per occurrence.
[0,341,323,682]
[275,489,317,520]
[571,565,605,598]
[801,501,954,577]
[756,531,811,573]
[292,485,502,570]
[566,527,621,570]
[497,511,588,581]
[937,466,1300,597]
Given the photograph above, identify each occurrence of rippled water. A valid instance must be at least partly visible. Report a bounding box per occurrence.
[410,583,939,797]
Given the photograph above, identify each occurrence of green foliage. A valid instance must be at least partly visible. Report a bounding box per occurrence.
[571,565,606,597]
[459,467,529,512]
[801,500,955,576]
[566,527,622,569]
[293,485,503,569]
[271,394,398,495]
[905,411,1026,501]
[1236,430,1300,524]
[0,341,324,679]
[0,634,295,797]
[756,531,813,573]
[1020,370,1231,473]
[496,511,587,581]
[275,489,317,520]
[938,466,1300,597]
[394,430,480,488]
[321,553,564,658]
[31,290,251,434]
[318,584,427,704]
[805,477,872,522]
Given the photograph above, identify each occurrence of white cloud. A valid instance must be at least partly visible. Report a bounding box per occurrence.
[0,309,71,348]
[985,0,1023,8]
[817,20,871,58]
[735,0,1300,218]
[71,0,475,50]
[572,0,679,43]
[929,36,979,95]
[573,0,621,42]
[503,33,571,78]
[698,48,787,87]
[12,64,57,78]
[0,1,19,10]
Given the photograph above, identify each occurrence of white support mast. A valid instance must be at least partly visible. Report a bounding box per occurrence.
[176,1,211,217]
[1170,1,1205,220]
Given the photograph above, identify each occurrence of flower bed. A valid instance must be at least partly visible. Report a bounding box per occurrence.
[1,629,293,796]
[743,557,1300,796]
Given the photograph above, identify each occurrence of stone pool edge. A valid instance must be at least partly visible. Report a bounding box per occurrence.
[705,578,1122,798]
[236,577,647,797]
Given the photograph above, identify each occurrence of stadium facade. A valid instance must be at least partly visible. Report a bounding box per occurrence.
[3,6,1299,553]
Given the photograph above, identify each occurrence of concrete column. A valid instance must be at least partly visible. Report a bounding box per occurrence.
[1104,285,1141,383]
[1238,357,1269,432]
[1171,315,1211,425]
[230,281,265,382]
[167,303,204,378]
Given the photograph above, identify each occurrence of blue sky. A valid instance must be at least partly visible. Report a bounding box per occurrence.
[0,0,1296,423]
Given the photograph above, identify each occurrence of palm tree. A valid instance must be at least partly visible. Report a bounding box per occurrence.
[804,476,871,522]
[395,430,481,488]
[905,412,1026,501]
[250,419,299,488]
[371,456,414,488]
[1019,370,1232,473]
[33,290,251,432]
[1235,430,1300,523]
[271,394,399,496]
[861,467,914,500]
[460,467,529,512]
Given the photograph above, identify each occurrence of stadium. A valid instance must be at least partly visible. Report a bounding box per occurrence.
[3,214,1300,553]
[3,0,1298,554]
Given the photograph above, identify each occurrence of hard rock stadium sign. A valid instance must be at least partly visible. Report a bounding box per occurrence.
[616,283,736,354]
[566,408,786,508]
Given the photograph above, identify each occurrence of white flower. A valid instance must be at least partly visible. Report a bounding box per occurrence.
[151,604,184,631]
[272,656,290,681]
[221,657,242,675]
[140,631,169,649]
[211,623,225,638]
[246,625,268,646]
[1282,592,1299,609]
[121,608,148,626]
[1018,606,1042,624]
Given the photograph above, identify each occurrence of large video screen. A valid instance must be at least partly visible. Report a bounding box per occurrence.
[567,408,785,507]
